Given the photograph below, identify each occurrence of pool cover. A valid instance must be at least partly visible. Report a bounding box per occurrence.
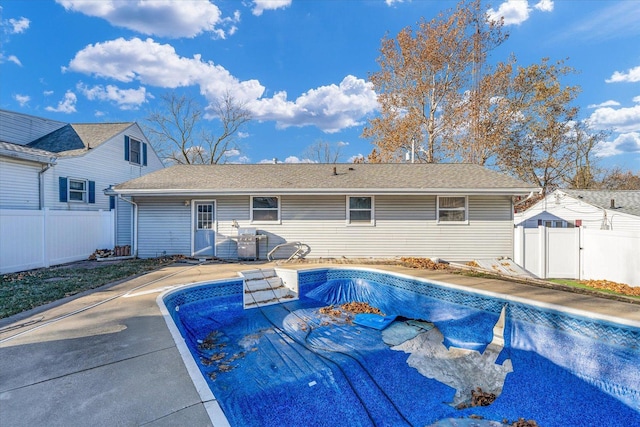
[174,276,640,427]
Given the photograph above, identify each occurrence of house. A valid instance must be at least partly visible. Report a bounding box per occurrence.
[111,163,540,261]
[0,109,164,273]
[1,110,164,212]
[514,189,640,232]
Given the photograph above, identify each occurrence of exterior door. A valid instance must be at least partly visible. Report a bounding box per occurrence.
[193,201,215,257]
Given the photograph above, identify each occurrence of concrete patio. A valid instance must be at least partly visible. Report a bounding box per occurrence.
[1,260,639,427]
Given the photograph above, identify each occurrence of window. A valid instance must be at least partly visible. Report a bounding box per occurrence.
[124,136,147,166]
[197,203,214,229]
[68,179,87,202]
[59,177,95,204]
[251,196,279,222]
[347,196,374,225]
[437,196,467,223]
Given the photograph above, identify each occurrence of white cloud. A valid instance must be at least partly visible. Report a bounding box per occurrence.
[45,91,77,113]
[634,96,640,104]
[77,82,148,110]
[55,0,234,38]
[66,38,379,133]
[66,38,264,103]
[7,17,30,34]
[488,0,553,25]
[587,100,620,109]
[248,75,378,133]
[43,90,54,96]
[589,104,640,133]
[7,55,21,66]
[258,156,315,164]
[606,65,640,83]
[385,0,405,6]
[594,132,640,157]
[13,94,30,106]
[534,0,553,12]
[252,0,291,16]
[488,0,531,25]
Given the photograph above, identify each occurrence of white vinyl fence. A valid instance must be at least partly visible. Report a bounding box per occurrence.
[0,209,114,274]
[514,225,640,287]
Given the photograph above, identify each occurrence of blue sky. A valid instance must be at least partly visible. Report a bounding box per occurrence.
[1,0,639,171]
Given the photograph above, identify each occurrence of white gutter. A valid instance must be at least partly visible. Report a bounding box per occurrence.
[112,187,542,197]
[37,159,57,210]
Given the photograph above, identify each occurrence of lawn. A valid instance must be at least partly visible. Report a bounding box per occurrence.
[0,257,178,319]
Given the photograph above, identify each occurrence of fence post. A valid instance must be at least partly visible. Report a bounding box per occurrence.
[42,208,50,268]
[538,225,547,279]
[514,225,524,266]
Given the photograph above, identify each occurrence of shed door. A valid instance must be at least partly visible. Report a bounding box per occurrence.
[193,201,215,257]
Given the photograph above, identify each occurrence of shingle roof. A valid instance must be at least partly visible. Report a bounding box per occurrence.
[561,189,640,217]
[27,123,132,155]
[0,141,57,164]
[114,163,539,195]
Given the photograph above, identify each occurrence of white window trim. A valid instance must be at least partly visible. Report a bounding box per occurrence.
[250,196,281,224]
[346,195,375,226]
[129,137,142,165]
[436,195,468,224]
[68,178,88,203]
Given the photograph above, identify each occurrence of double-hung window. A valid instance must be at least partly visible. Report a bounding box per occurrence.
[59,177,95,204]
[437,196,467,223]
[129,138,141,165]
[347,196,374,225]
[124,136,147,166]
[68,179,87,202]
[251,196,279,222]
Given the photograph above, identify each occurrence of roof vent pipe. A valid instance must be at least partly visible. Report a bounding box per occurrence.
[610,199,615,208]
[333,166,337,175]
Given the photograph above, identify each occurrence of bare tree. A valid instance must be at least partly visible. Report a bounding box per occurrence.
[145,92,251,164]
[598,167,640,190]
[304,140,344,163]
[362,0,507,163]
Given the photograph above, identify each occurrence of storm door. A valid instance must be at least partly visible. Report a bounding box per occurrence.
[193,201,215,257]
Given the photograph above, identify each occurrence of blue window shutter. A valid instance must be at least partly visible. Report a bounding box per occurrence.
[109,196,116,210]
[88,181,96,204]
[142,142,148,166]
[124,136,130,161]
[59,177,68,202]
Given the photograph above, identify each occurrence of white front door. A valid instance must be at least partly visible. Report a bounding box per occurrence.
[193,201,215,257]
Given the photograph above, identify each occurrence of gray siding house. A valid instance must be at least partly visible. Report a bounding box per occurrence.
[112,163,540,262]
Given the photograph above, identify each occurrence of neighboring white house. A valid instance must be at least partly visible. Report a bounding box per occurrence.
[1,110,164,212]
[111,163,540,262]
[514,189,640,232]
[0,109,164,273]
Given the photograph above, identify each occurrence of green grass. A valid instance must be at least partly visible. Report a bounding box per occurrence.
[0,258,175,319]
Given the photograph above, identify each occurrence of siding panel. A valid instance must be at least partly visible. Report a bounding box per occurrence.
[139,194,514,261]
[137,197,191,258]
[0,158,41,209]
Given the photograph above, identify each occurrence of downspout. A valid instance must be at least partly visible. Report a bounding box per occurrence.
[117,194,138,257]
[38,159,56,210]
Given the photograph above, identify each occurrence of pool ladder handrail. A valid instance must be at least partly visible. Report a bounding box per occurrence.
[267,241,310,262]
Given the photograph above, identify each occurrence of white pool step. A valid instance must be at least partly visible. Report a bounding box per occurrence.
[241,268,299,309]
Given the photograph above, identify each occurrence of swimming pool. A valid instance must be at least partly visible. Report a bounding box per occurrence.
[159,267,640,427]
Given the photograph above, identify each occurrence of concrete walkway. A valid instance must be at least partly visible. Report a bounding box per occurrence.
[1,261,639,427]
